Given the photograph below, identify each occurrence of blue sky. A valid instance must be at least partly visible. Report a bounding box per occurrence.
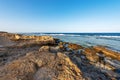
[0,0,120,32]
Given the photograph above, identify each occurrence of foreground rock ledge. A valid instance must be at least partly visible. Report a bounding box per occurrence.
[0,51,83,80]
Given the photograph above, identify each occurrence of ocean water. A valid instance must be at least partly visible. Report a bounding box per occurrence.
[21,33,120,52]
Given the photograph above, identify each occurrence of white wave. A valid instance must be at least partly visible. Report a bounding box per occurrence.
[39,34,81,36]
[37,33,65,36]
[45,34,65,36]
[50,34,65,36]
[99,36,120,38]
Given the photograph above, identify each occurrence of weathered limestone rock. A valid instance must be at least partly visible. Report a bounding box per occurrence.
[39,46,50,52]
[49,46,60,53]
[15,34,21,40]
[0,51,84,80]
[84,47,116,71]
[0,36,15,47]
[68,43,83,50]
[84,47,98,63]
[93,46,120,61]
[0,32,119,80]
[0,33,55,45]
[59,42,83,51]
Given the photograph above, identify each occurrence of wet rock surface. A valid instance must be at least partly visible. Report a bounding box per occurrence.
[0,32,120,80]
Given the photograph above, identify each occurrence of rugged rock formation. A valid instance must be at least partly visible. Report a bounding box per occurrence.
[0,48,84,80]
[59,42,83,51]
[84,47,98,63]
[0,32,120,80]
[0,33,84,80]
[0,36,15,47]
[83,46,120,70]
[0,33,55,48]
[93,46,120,61]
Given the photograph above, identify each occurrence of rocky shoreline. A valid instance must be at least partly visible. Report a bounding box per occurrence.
[0,32,120,80]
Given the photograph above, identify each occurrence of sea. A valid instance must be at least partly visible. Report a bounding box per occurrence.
[21,33,120,53]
